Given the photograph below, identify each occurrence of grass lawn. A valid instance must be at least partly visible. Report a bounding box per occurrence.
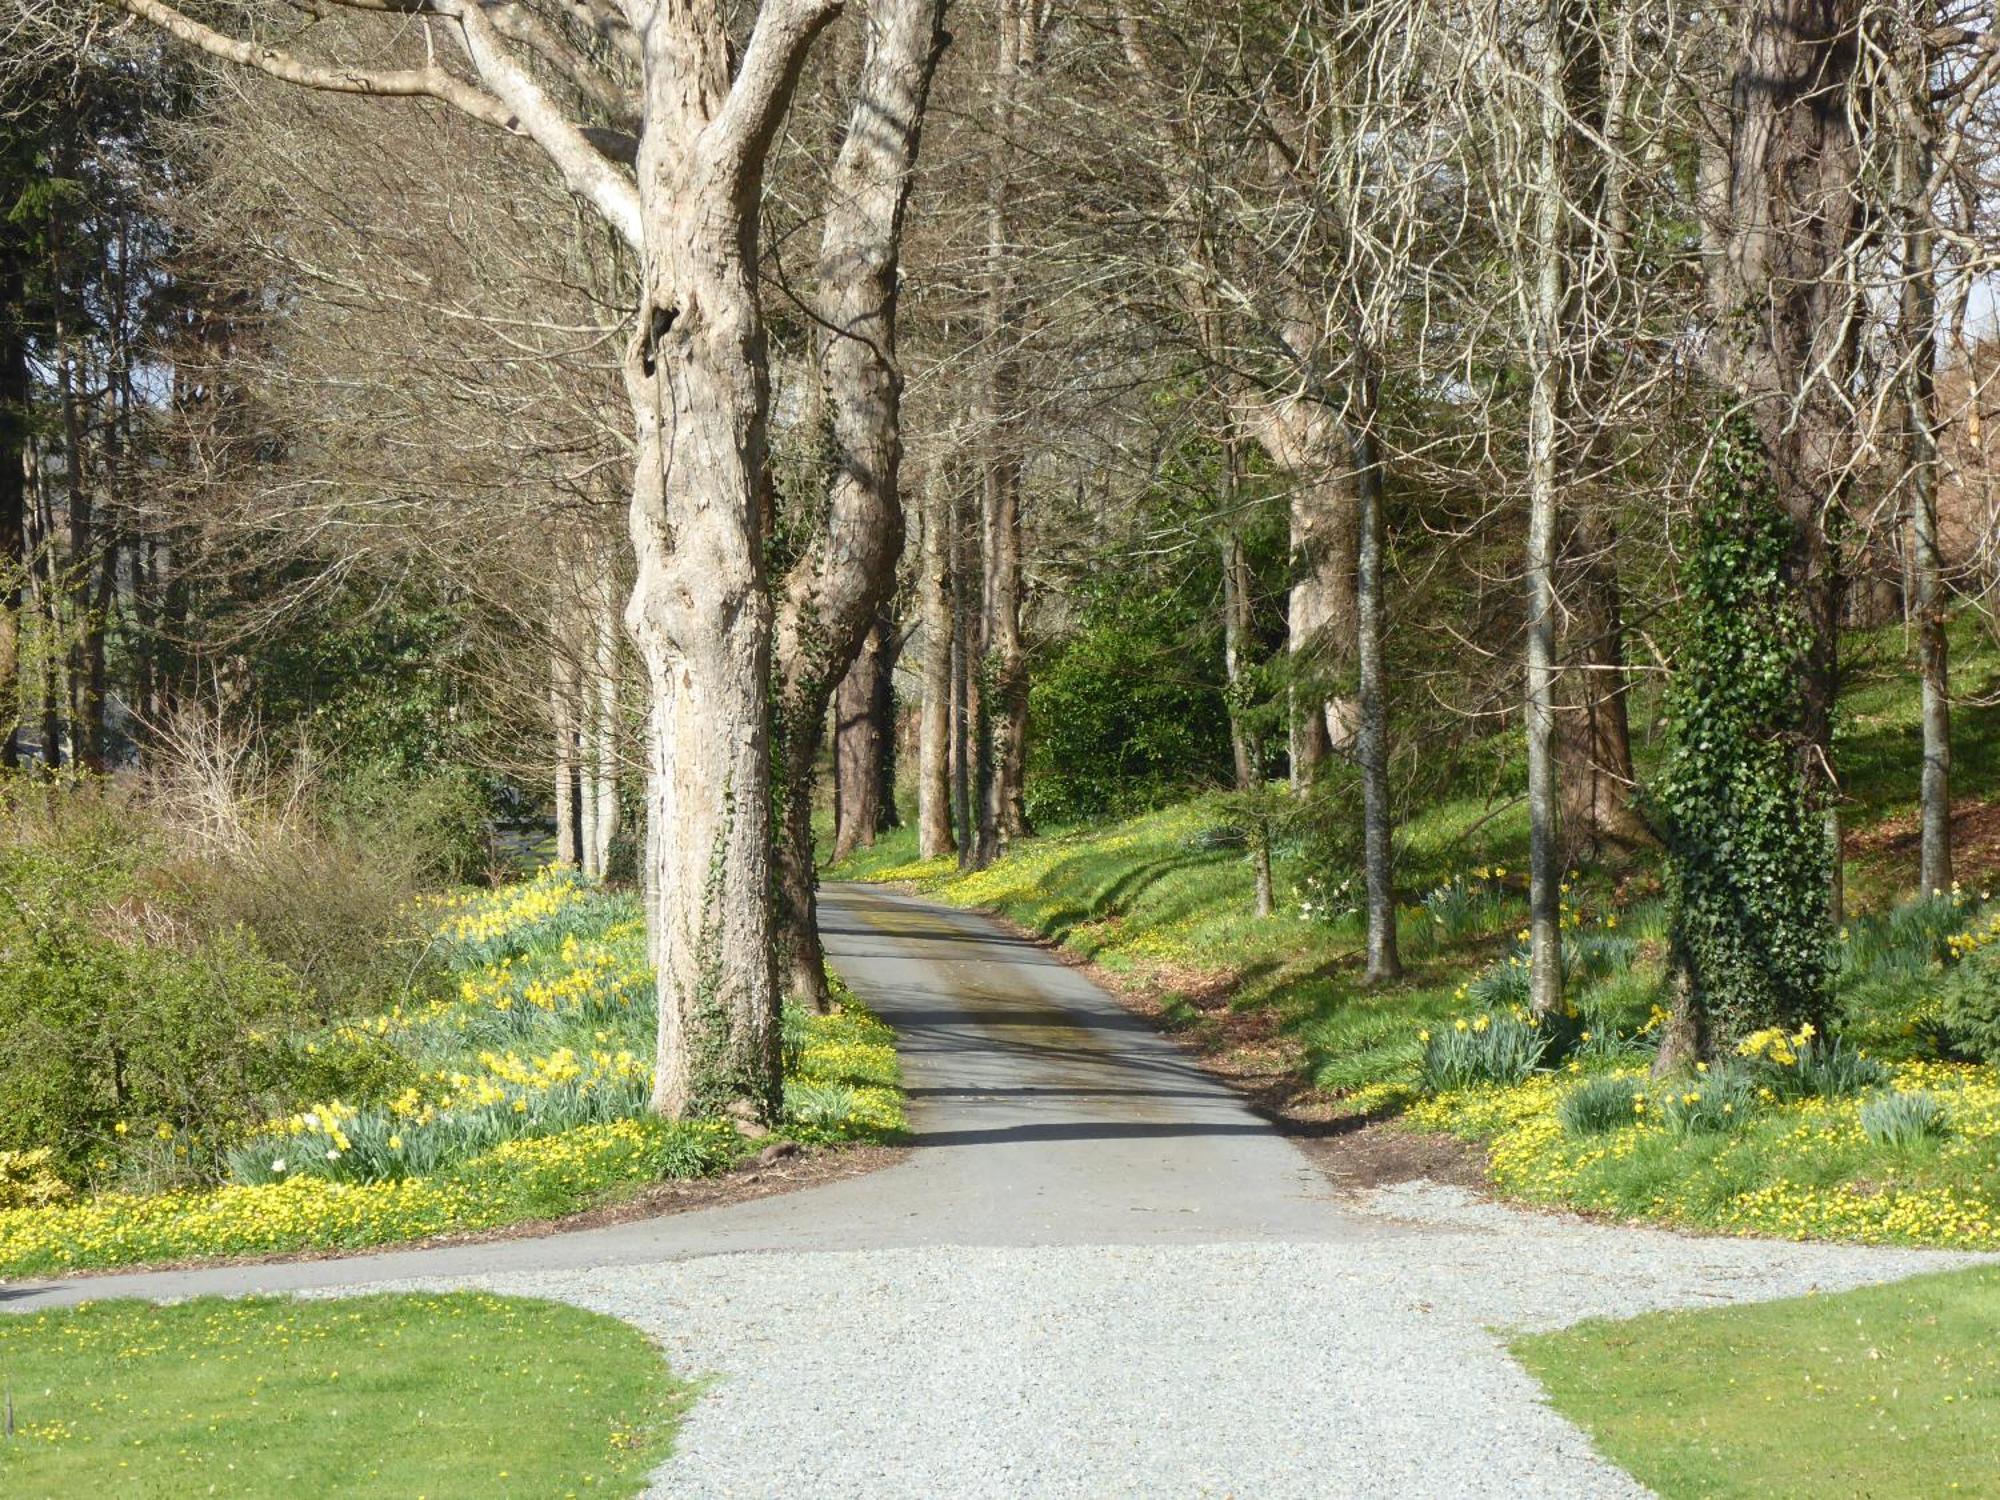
[0,1292,690,1498]
[1514,1265,2000,1499]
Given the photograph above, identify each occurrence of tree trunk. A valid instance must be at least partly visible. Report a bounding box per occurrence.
[1352,375,1400,984]
[1525,0,1567,1020]
[552,650,582,868]
[1247,398,1357,785]
[1712,0,1863,826]
[917,463,956,858]
[952,474,977,866]
[832,614,892,862]
[0,242,26,767]
[973,0,1035,865]
[626,1,847,1123]
[589,595,621,879]
[770,0,947,1009]
[1902,60,1950,897]
[1556,514,1651,861]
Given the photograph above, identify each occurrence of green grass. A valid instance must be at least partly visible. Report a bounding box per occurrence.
[1514,1265,2000,1498]
[0,1292,690,1498]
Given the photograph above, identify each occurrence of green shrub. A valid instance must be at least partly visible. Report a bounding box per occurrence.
[1467,955,1533,1010]
[1936,946,2000,1064]
[1658,1066,1759,1137]
[1024,585,1232,825]
[1419,1012,1548,1093]
[1840,894,1964,982]
[1860,1090,1951,1148]
[1557,1073,1645,1135]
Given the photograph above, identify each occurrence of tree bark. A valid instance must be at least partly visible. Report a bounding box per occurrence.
[1352,370,1400,983]
[1244,397,1357,784]
[770,0,947,1008]
[917,462,956,858]
[551,650,582,868]
[1710,0,1863,818]
[0,246,25,768]
[1556,512,1651,861]
[622,0,848,1122]
[1901,51,1950,897]
[1525,0,1568,1019]
[832,612,893,861]
[972,0,1035,866]
[589,591,621,878]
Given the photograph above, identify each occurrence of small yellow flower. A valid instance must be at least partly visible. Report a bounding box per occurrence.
[113,1122,128,1136]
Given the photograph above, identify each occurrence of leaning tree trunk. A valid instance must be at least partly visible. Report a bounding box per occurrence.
[770,0,947,1009]
[917,462,957,858]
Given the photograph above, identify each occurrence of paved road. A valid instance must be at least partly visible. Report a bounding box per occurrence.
[2,885,1979,1496]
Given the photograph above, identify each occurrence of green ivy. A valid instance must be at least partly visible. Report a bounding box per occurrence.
[1654,421,1831,1047]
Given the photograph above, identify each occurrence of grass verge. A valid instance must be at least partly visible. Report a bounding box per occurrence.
[1513,1265,2000,1499]
[0,1291,689,1498]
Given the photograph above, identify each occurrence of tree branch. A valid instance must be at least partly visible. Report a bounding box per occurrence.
[708,0,845,192]
[115,0,518,131]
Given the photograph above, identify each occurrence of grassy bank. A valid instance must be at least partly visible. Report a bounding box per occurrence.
[0,1292,688,1498]
[0,870,905,1277]
[1515,1266,2000,1498]
[828,624,2000,1251]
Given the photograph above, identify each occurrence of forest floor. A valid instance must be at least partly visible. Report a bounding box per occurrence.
[5,885,1982,1497]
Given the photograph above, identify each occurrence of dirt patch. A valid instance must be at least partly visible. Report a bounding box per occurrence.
[1849,796,2000,891]
[19,1143,908,1285]
[961,905,1492,1195]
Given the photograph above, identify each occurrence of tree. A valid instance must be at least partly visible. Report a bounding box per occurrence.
[105,0,849,1121]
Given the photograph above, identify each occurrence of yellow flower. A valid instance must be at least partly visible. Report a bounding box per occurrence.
[113,1122,128,1136]
[387,1135,404,1152]
[154,1123,174,1141]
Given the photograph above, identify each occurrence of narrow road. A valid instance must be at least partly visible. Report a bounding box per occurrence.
[2,885,1977,1496]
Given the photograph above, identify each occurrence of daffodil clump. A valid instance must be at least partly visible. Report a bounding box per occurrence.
[1412,1053,2000,1251]
[0,869,906,1276]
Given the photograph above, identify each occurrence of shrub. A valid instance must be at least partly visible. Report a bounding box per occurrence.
[1467,955,1533,1010]
[1658,1066,1759,1137]
[1935,944,2000,1064]
[1653,422,1832,1047]
[1860,1091,1951,1148]
[1557,1073,1645,1135]
[1418,1012,1548,1093]
[0,1149,72,1210]
[1024,585,1232,825]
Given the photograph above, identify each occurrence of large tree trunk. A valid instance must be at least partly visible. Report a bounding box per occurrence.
[626,2,846,1124]
[770,0,947,1009]
[1711,0,1863,821]
[832,612,894,861]
[917,462,956,858]
[1245,397,1357,785]
[952,475,977,866]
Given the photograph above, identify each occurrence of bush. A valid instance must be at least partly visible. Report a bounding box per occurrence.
[1658,1066,1759,1137]
[1557,1073,1645,1135]
[1860,1091,1951,1148]
[1418,1012,1548,1093]
[1936,945,2000,1064]
[1025,586,1232,825]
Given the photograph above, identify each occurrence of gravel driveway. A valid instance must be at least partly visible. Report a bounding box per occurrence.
[6,885,1980,1495]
